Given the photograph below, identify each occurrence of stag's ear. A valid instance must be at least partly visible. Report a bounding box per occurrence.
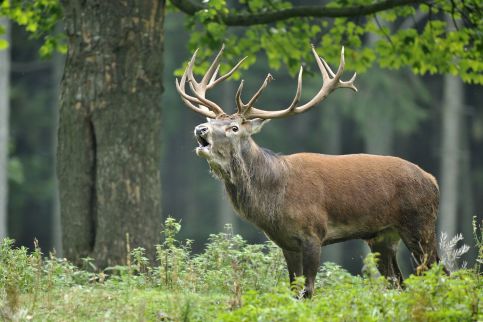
[248,118,270,134]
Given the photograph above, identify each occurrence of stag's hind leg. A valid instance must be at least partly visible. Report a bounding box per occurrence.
[397,209,442,274]
[398,225,439,274]
[365,228,403,286]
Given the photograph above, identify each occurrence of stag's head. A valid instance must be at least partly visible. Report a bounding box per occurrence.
[176,44,357,171]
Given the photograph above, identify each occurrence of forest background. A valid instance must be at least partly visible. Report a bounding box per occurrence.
[0,0,482,276]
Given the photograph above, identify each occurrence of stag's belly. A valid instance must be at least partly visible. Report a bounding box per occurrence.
[323,222,389,245]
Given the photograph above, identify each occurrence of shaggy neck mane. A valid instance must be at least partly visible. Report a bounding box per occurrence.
[222,138,287,225]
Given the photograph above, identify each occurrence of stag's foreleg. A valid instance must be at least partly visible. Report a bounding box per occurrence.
[366,229,403,286]
[301,240,321,298]
[282,249,303,284]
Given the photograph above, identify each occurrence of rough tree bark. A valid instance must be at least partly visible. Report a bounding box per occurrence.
[58,1,164,267]
[0,18,10,240]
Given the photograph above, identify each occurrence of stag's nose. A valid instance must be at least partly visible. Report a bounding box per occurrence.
[195,124,209,136]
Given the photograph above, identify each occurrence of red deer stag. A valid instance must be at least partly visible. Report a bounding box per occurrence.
[175,45,441,298]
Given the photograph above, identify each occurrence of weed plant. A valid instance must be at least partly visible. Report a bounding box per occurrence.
[0,217,482,321]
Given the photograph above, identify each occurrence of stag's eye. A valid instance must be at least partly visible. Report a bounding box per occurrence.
[231,126,239,132]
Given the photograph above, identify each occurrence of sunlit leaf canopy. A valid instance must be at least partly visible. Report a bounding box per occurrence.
[1,0,481,83]
[0,0,65,57]
[171,0,482,84]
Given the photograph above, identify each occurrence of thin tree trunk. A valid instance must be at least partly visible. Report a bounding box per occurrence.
[363,113,394,155]
[321,107,342,156]
[51,23,64,255]
[58,1,165,267]
[218,82,237,231]
[319,105,344,264]
[365,30,395,155]
[459,115,474,258]
[439,75,463,237]
[0,18,10,240]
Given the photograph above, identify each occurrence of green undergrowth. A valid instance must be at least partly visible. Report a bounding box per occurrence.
[1,218,482,321]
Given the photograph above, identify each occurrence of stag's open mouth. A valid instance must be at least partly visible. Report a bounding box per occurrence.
[197,135,210,148]
[195,134,211,157]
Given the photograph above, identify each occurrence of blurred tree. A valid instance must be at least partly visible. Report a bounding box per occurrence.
[438,16,466,239]
[50,23,64,254]
[439,74,463,237]
[8,25,54,250]
[0,17,10,239]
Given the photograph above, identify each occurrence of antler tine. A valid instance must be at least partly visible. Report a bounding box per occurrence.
[175,77,216,118]
[320,58,335,78]
[209,64,220,85]
[339,72,358,92]
[202,44,225,86]
[244,74,273,113]
[235,80,245,114]
[203,44,248,90]
[287,66,304,110]
[236,73,274,117]
[209,56,248,88]
[188,79,225,115]
[311,45,331,84]
[185,48,200,89]
[334,46,346,79]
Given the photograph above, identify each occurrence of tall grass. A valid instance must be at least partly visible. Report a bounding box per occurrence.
[0,217,482,321]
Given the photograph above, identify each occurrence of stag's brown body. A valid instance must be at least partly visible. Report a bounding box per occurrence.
[229,148,439,251]
[176,45,442,297]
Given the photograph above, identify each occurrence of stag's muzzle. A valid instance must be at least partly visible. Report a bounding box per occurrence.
[194,124,211,158]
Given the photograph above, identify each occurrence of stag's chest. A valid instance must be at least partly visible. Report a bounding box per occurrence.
[224,181,309,251]
[224,181,282,224]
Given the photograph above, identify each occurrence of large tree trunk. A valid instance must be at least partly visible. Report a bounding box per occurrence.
[58,1,165,267]
[0,18,10,240]
[439,75,464,237]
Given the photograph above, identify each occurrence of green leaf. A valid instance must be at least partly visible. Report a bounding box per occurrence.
[0,39,8,50]
[8,158,24,184]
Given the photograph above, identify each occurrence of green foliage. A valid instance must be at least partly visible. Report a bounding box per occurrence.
[1,218,482,321]
[175,0,483,84]
[0,0,65,56]
[7,143,24,184]
[4,0,482,80]
[473,217,483,272]
[7,158,23,184]
[0,24,8,49]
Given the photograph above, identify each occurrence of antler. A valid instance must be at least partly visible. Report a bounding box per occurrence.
[175,44,247,119]
[236,45,357,120]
